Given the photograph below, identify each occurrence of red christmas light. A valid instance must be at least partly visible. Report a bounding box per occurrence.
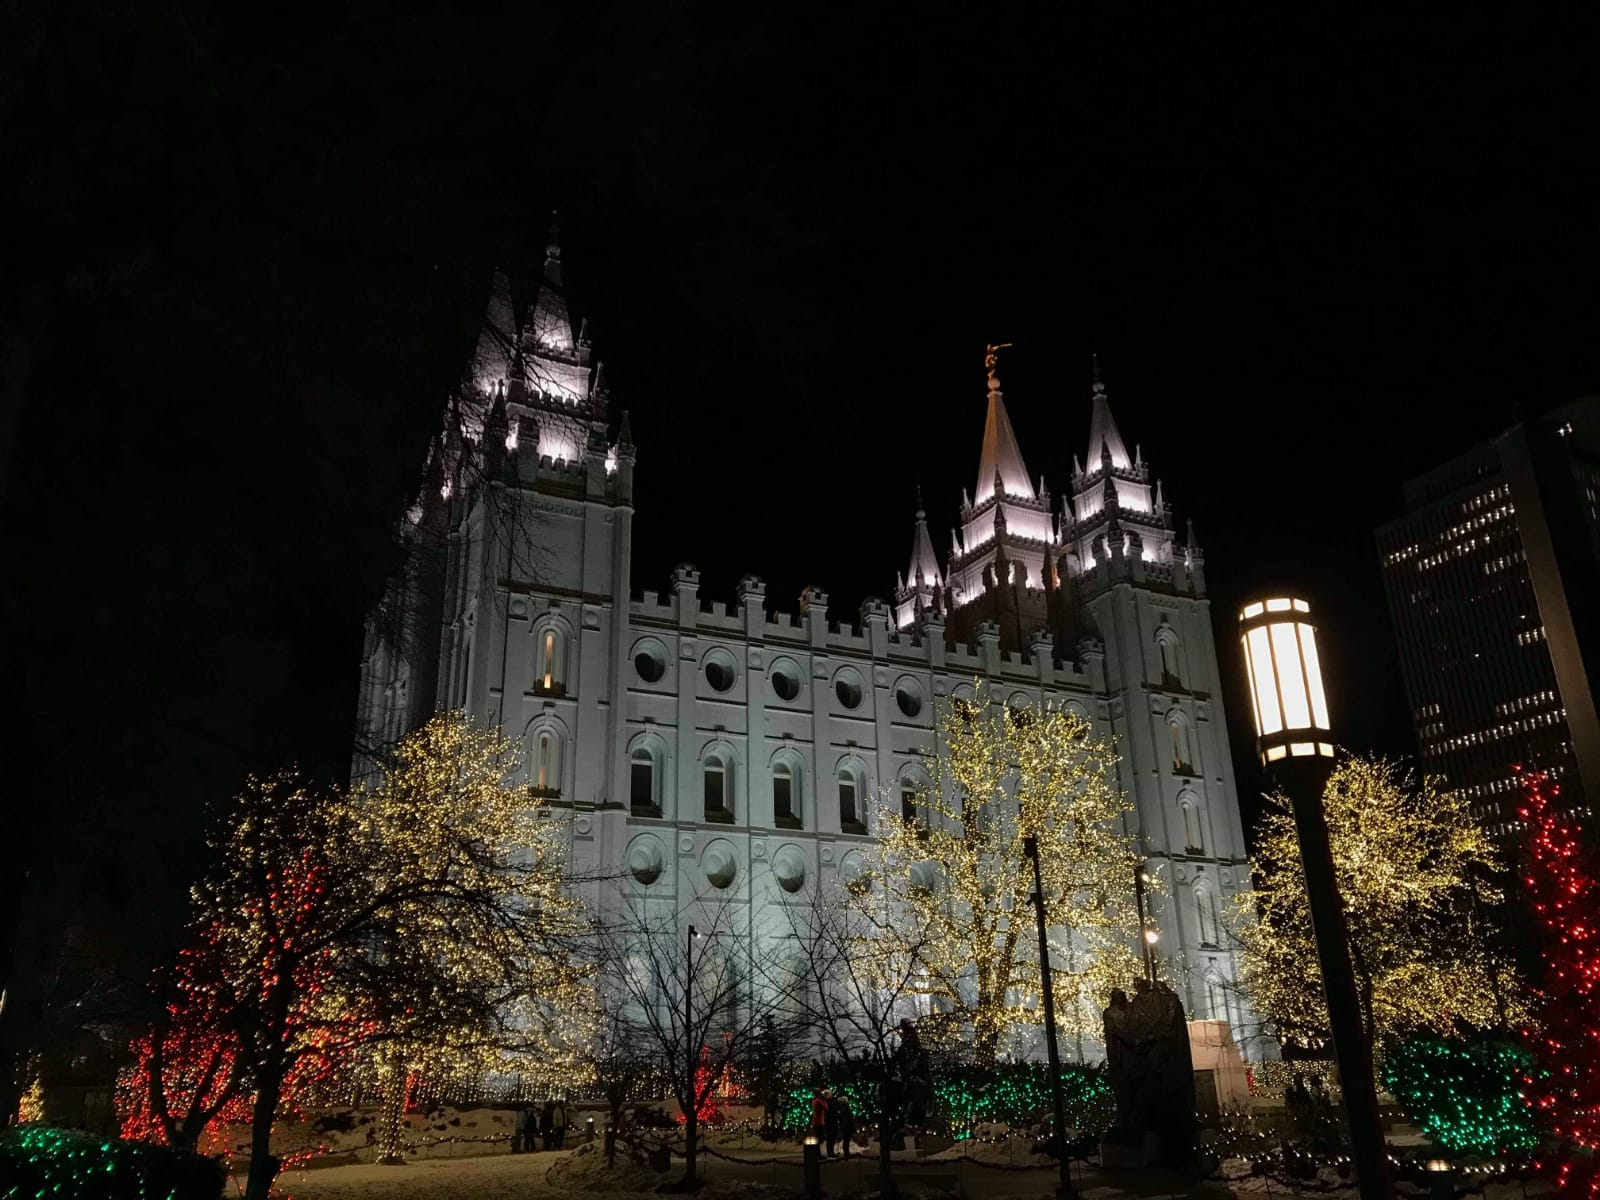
[117,850,377,1156]
[1517,767,1600,1197]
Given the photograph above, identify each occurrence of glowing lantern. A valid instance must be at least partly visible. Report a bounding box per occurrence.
[1239,597,1333,763]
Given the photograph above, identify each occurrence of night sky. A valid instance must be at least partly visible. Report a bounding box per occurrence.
[4,4,1600,1059]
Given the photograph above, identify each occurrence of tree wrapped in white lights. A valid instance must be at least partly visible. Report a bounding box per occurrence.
[121,713,595,1199]
[1231,754,1521,1049]
[860,683,1143,1064]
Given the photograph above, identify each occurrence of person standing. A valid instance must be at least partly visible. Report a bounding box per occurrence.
[835,1093,855,1160]
[552,1097,569,1149]
[823,1088,839,1158]
[539,1100,555,1151]
[513,1105,531,1153]
[809,1088,828,1148]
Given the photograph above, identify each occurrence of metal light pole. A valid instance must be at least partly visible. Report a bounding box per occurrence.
[1022,835,1076,1200]
[1132,861,1156,982]
[685,925,698,1183]
[1239,597,1390,1200]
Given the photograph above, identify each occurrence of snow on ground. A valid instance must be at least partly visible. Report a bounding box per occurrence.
[545,1139,669,1191]
[926,1137,1053,1167]
[271,1152,561,1200]
[271,1149,676,1200]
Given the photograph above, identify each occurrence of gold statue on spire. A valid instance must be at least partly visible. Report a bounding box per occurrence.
[985,342,1013,384]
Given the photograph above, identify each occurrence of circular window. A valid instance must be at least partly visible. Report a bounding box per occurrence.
[703,842,737,890]
[633,643,666,683]
[835,672,863,710]
[772,845,807,894]
[704,653,735,693]
[839,850,871,895]
[771,662,801,702]
[627,837,664,886]
[895,681,924,718]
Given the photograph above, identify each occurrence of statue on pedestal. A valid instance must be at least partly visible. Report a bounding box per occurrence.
[1101,978,1196,1167]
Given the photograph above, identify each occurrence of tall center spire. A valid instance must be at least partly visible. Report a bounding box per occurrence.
[975,343,1036,506]
[1085,354,1131,471]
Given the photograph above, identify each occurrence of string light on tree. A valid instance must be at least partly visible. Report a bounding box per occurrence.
[115,713,595,1200]
[859,682,1144,1064]
[1231,754,1522,1048]
[1517,766,1600,1198]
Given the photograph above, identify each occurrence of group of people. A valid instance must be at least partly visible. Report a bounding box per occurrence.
[1283,1073,1337,1150]
[807,1088,856,1159]
[512,1098,572,1152]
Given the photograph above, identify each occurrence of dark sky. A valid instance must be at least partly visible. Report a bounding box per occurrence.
[4,3,1599,1054]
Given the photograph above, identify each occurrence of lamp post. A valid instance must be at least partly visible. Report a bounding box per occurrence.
[685,925,699,1185]
[1022,835,1076,1200]
[1239,597,1390,1200]
[1133,861,1156,982]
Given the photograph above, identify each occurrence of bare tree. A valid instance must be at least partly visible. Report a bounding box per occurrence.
[764,881,940,1199]
[595,890,772,1187]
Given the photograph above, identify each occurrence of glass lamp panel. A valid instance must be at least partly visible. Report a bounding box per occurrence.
[1246,626,1283,735]
[1270,621,1312,729]
[1298,622,1331,729]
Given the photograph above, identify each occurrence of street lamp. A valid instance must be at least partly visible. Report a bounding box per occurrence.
[1132,862,1157,981]
[1239,596,1390,1200]
[1022,835,1076,1200]
[685,925,701,1184]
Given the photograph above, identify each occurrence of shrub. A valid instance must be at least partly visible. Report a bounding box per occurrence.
[0,1126,225,1200]
[1381,1034,1541,1156]
[778,1061,1115,1138]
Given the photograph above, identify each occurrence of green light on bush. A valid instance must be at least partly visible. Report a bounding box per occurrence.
[1381,1034,1541,1156]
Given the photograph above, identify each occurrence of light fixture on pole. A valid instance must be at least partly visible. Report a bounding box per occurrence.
[684,925,699,1185]
[1132,861,1156,981]
[1239,596,1390,1200]
[1022,835,1076,1200]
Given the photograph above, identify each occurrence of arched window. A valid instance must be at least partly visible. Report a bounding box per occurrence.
[630,745,659,816]
[839,765,864,832]
[704,751,733,822]
[900,772,930,839]
[536,626,566,694]
[1180,795,1204,854]
[533,730,562,796]
[1157,627,1182,689]
[773,760,801,828]
[1169,713,1195,775]
[1195,884,1218,947]
[456,631,473,707]
[1205,969,1227,1023]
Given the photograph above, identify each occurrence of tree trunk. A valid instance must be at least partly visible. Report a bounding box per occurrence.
[877,1100,897,1200]
[169,1122,202,1155]
[243,1061,284,1200]
[973,1022,999,1067]
[682,1094,698,1186]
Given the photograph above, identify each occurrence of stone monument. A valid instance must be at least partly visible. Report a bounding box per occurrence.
[1101,978,1197,1167]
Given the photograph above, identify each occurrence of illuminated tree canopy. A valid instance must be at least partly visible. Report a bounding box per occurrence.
[118,713,593,1200]
[859,683,1142,1064]
[1232,755,1520,1049]
[1518,768,1600,1196]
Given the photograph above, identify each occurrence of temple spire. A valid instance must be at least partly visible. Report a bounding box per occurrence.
[975,343,1036,505]
[1086,357,1131,472]
[904,487,943,590]
[528,211,575,354]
